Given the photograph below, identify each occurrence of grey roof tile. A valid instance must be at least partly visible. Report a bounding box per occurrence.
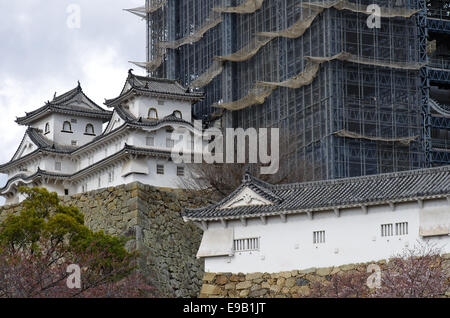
[183,166,450,220]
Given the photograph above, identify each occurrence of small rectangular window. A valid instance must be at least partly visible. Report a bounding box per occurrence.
[55,162,62,171]
[166,138,174,148]
[395,222,408,236]
[157,164,164,175]
[71,140,77,146]
[313,231,326,244]
[158,100,165,105]
[381,224,394,237]
[146,136,155,147]
[71,119,77,123]
[108,170,115,183]
[98,177,101,188]
[234,238,260,252]
[64,189,69,196]
[177,166,185,177]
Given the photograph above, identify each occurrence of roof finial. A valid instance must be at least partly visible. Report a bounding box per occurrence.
[243,168,252,183]
[53,92,57,100]
[128,68,134,76]
[77,80,81,91]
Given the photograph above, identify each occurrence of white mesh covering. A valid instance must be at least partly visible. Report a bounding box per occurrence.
[257,8,324,39]
[306,52,424,70]
[301,0,420,18]
[129,47,165,72]
[124,0,167,18]
[191,60,225,88]
[334,130,419,145]
[258,62,321,89]
[213,0,264,14]
[216,36,273,62]
[219,51,423,111]
[160,12,223,49]
[212,85,275,111]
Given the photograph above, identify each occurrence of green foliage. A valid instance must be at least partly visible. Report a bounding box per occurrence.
[0,187,131,265]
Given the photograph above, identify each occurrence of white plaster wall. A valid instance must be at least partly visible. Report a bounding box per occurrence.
[130,96,192,122]
[203,199,450,274]
[51,114,103,147]
[73,156,189,193]
[32,115,56,141]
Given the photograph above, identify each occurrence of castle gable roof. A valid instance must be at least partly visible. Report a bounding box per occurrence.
[0,128,78,173]
[16,83,112,125]
[104,70,204,107]
[183,166,450,221]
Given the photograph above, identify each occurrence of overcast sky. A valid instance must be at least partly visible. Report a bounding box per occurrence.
[0,0,149,198]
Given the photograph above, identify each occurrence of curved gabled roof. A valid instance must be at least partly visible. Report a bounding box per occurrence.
[104,70,204,107]
[0,128,79,172]
[183,166,450,221]
[16,83,112,125]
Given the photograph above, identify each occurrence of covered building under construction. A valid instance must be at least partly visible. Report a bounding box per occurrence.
[125,0,450,180]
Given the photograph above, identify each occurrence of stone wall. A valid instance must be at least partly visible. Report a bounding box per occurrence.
[0,182,214,298]
[200,255,450,298]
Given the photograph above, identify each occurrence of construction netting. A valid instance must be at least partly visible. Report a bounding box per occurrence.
[212,85,275,111]
[217,51,424,111]
[213,0,264,14]
[257,8,324,39]
[306,52,424,70]
[258,62,321,89]
[124,0,167,18]
[334,130,419,146]
[160,12,223,49]
[301,0,420,18]
[216,36,273,62]
[191,60,225,88]
[130,47,165,73]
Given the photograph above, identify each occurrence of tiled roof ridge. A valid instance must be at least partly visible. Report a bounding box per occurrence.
[183,166,450,220]
[272,165,450,190]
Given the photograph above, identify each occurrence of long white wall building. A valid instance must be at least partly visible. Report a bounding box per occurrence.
[183,167,450,274]
[0,70,204,205]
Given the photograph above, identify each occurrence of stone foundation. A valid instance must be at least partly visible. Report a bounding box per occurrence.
[200,255,450,298]
[0,182,214,298]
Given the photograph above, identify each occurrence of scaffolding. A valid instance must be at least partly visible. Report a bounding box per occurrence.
[126,0,447,180]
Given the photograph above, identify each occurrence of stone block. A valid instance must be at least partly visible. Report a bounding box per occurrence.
[270,285,281,293]
[236,281,252,290]
[298,286,311,297]
[276,277,285,286]
[316,267,333,276]
[249,289,268,298]
[215,275,228,285]
[203,272,216,283]
[239,290,250,298]
[246,272,263,281]
[285,277,296,288]
[225,283,236,290]
[200,284,221,295]
[299,268,316,274]
[279,271,292,279]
